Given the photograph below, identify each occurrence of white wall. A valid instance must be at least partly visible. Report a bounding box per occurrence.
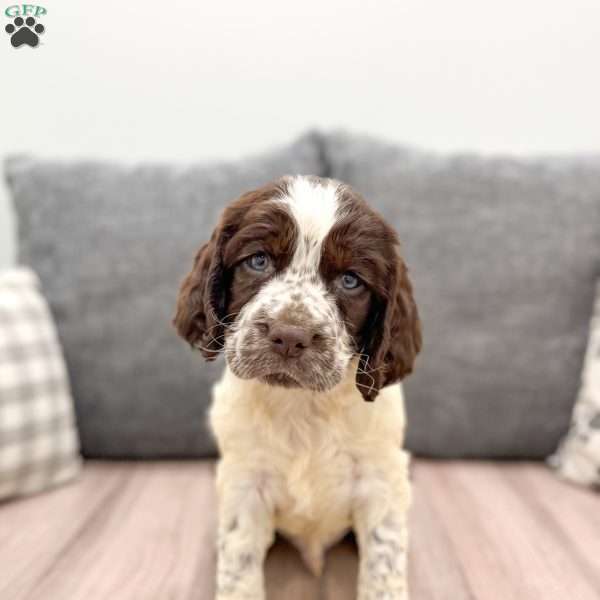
[2,0,600,267]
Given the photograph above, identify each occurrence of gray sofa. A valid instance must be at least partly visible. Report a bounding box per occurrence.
[5,131,600,459]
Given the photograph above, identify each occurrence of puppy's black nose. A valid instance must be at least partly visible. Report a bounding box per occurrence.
[268,324,312,358]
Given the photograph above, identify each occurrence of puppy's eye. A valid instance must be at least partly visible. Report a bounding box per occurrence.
[246,252,271,272]
[340,271,362,290]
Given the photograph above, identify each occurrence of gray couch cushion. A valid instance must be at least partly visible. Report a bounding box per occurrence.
[324,131,600,458]
[5,133,324,458]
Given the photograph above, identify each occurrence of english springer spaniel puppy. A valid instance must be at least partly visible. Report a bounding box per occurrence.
[174,175,421,600]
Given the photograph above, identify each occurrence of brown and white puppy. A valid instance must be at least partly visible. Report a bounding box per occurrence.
[175,175,421,600]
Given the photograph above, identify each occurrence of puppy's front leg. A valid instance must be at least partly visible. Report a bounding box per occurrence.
[353,466,410,600]
[215,465,275,600]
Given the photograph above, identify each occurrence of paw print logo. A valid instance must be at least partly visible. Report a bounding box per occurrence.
[5,16,45,48]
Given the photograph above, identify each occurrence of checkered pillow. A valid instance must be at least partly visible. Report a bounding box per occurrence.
[549,281,600,488]
[0,267,81,500]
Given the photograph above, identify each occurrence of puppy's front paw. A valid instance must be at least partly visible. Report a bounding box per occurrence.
[216,549,265,600]
[357,514,409,600]
[358,582,408,600]
[358,580,408,600]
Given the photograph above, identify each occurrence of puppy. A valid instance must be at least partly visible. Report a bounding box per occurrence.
[174,176,421,600]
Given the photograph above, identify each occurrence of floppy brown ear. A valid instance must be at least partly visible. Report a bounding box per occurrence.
[173,230,227,360]
[357,255,422,401]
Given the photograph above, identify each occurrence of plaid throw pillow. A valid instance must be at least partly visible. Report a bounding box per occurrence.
[549,280,600,488]
[0,267,81,500]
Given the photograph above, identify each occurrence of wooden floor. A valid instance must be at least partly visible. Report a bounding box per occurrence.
[1,460,599,600]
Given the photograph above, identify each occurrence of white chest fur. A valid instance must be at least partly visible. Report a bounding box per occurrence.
[209,363,409,572]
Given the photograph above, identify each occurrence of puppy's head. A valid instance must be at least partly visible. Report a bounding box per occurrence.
[174,176,421,400]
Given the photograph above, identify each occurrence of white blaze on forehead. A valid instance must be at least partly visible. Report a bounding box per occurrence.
[278,177,341,270]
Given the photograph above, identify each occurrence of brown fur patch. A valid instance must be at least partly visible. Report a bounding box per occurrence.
[173,178,297,357]
[320,184,422,400]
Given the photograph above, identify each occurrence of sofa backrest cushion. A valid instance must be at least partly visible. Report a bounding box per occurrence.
[5,133,324,457]
[324,131,600,458]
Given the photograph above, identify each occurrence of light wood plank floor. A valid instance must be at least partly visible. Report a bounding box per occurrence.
[1,460,599,600]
